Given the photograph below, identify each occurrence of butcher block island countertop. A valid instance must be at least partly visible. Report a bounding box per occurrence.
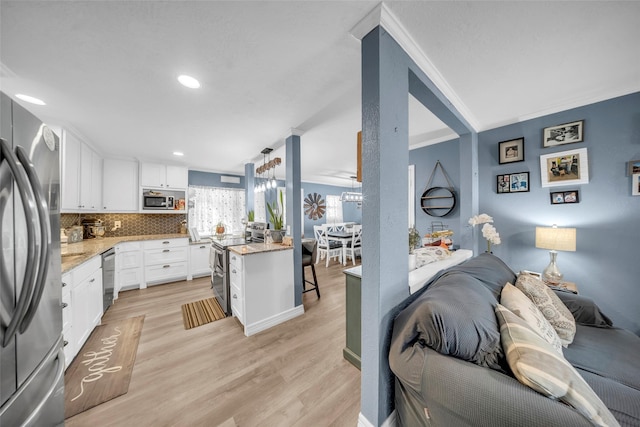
[61,234,187,273]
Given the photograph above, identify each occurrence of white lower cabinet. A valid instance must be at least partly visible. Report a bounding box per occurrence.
[64,256,103,369]
[115,241,143,295]
[143,238,188,286]
[229,248,302,336]
[188,243,211,279]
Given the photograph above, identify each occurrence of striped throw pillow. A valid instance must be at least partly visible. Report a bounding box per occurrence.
[500,283,563,354]
[496,304,620,427]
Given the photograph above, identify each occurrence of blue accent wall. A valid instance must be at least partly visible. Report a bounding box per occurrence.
[477,91,640,333]
[301,182,362,237]
[409,138,461,242]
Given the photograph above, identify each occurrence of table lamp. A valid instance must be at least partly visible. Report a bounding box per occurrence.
[535,225,576,284]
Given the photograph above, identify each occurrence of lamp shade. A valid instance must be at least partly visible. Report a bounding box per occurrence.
[535,226,576,252]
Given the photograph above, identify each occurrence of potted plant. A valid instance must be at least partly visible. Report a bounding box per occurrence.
[267,190,285,243]
[408,226,421,270]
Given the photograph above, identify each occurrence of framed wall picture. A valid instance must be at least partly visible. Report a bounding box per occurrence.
[550,190,579,204]
[497,172,530,193]
[628,159,640,175]
[540,147,589,188]
[543,120,584,147]
[633,174,640,196]
[498,137,525,164]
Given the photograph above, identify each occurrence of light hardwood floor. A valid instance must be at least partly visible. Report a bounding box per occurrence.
[65,258,361,427]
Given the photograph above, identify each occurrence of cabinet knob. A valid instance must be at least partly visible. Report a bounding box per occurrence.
[163,265,170,268]
[232,269,236,274]
[62,302,68,308]
[63,340,69,347]
[199,245,206,249]
[232,294,237,299]
[162,241,170,244]
[62,282,67,287]
[89,278,95,283]
[163,249,170,252]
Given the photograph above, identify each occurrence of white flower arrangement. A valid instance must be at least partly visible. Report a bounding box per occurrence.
[468,214,501,252]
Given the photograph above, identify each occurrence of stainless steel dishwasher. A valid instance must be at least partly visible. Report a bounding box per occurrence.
[102,248,116,312]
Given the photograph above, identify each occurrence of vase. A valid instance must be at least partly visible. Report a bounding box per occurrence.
[408,253,417,271]
[270,229,285,243]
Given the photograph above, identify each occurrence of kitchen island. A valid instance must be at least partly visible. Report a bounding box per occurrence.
[228,243,303,336]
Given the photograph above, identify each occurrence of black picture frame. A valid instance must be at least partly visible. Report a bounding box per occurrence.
[497,172,530,193]
[498,137,525,164]
[550,190,579,204]
[543,120,584,147]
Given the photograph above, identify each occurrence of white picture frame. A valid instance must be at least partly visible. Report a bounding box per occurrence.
[539,147,589,188]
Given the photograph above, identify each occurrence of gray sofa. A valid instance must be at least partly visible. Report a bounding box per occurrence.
[389,253,640,426]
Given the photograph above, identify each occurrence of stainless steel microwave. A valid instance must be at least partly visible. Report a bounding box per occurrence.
[143,194,174,210]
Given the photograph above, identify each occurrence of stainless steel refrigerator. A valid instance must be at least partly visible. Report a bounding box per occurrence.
[0,92,64,426]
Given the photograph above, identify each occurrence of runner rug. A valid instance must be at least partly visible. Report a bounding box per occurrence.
[64,315,145,419]
[181,297,226,329]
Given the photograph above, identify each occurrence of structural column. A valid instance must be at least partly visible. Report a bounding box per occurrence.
[245,162,254,217]
[285,132,303,307]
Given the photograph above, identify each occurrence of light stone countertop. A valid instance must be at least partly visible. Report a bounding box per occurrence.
[61,233,188,273]
[228,242,293,256]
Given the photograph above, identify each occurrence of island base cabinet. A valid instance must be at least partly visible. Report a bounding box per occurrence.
[230,248,303,336]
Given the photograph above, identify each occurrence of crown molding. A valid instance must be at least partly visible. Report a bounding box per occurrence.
[350,2,479,133]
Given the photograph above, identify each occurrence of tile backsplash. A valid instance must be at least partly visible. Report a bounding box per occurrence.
[61,213,187,237]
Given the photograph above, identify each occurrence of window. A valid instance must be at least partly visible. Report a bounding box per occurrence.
[188,186,245,236]
[325,195,343,224]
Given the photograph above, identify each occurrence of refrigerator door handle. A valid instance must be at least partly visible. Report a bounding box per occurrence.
[0,138,40,348]
[15,145,51,334]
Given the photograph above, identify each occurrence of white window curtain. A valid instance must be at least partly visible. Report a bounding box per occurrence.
[325,195,343,224]
[188,186,245,236]
[254,192,266,223]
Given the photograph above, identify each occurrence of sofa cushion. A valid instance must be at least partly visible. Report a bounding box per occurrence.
[500,283,563,354]
[564,324,640,392]
[553,291,613,327]
[496,304,620,427]
[443,253,516,298]
[577,368,640,426]
[403,271,504,370]
[515,273,576,346]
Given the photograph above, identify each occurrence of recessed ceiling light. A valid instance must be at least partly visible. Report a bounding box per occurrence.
[177,75,200,89]
[173,151,184,156]
[16,94,46,105]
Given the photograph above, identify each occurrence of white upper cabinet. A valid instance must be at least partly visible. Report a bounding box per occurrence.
[140,163,188,189]
[61,130,102,212]
[103,158,138,212]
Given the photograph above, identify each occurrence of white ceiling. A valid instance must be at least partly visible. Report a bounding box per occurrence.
[2,1,639,186]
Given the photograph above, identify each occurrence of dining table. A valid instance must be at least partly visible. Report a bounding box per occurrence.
[326,230,354,266]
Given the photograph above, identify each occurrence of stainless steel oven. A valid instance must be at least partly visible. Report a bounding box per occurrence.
[210,237,248,316]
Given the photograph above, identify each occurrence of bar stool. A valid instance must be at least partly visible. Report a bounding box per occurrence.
[302,240,320,298]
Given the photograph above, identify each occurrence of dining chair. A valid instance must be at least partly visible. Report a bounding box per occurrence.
[302,240,320,298]
[314,225,342,266]
[344,224,362,266]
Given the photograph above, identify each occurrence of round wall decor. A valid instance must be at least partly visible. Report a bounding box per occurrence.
[421,160,457,217]
[304,193,326,220]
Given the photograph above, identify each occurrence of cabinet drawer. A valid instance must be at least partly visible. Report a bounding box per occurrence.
[229,263,243,288]
[228,252,243,270]
[117,241,142,252]
[144,262,187,285]
[145,247,188,266]
[230,282,243,323]
[143,238,188,250]
[71,256,101,284]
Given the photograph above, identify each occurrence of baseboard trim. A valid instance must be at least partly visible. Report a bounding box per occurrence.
[244,305,305,336]
[358,410,397,427]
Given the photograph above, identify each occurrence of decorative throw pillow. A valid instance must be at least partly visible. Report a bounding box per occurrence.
[495,304,620,427]
[500,283,563,354]
[515,273,576,346]
[413,247,450,268]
